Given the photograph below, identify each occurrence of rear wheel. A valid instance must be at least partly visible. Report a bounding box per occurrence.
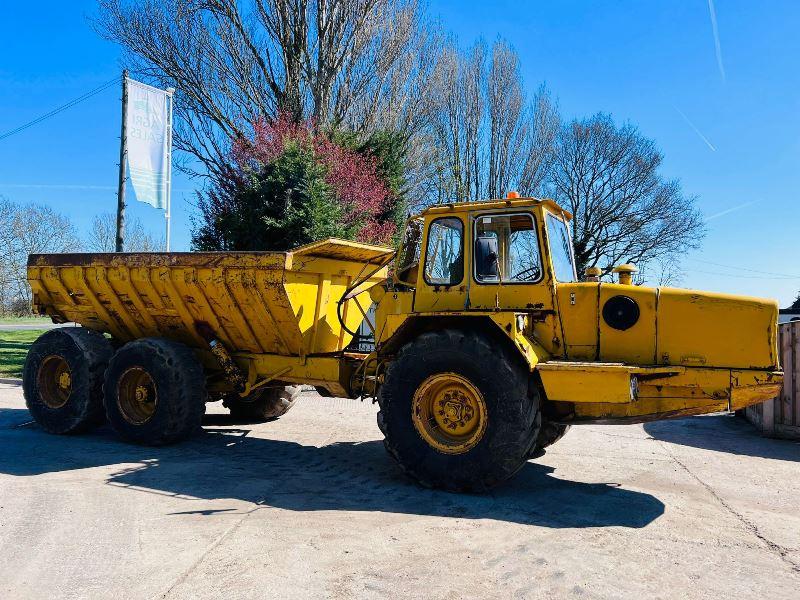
[103,338,206,445]
[22,328,113,434]
[377,329,540,492]
[530,421,571,458]
[222,385,300,422]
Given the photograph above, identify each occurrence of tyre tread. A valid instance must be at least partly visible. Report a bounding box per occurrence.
[223,385,300,421]
[377,328,540,492]
[103,337,206,445]
[22,328,112,434]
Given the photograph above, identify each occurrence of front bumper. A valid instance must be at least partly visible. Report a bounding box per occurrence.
[538,363,783,424]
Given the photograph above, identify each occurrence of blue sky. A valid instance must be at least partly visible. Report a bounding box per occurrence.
[0,1,798,305]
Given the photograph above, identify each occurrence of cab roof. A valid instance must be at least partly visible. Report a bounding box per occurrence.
[420,197,572,220]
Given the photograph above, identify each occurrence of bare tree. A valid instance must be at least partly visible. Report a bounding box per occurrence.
[428,39,560,203]
[486,41,524,199]
[95,0,436,184]
[518,84,560,195]
[429,42,484,202]
[0,197,81,314]
[547,114,705,280]
[0,198,15,312]
[87,213,164,252]
[95,2,701,282]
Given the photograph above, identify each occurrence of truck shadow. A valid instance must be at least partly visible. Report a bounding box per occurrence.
[0,408,664,529]
[643,414,800,462]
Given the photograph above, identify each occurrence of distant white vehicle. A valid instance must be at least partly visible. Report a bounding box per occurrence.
[779,310,800,323]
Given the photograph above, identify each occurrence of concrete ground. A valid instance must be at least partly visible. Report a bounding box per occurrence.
[0,381,798,600]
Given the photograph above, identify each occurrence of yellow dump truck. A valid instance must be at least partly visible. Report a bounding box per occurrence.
[24,196,783,491]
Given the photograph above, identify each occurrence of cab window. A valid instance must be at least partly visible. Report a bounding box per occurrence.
[474,213,541,283]
[545,213,577,282]
[424,217,464,286]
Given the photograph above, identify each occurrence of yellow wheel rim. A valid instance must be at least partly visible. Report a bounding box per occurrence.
[37,355,72,409]
[117,367,158,425]
[412,373,487,454]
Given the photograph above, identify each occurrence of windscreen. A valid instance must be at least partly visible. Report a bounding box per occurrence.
[546,213,577,282]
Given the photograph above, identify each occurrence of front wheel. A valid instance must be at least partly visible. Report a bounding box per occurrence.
[377,329,540,492]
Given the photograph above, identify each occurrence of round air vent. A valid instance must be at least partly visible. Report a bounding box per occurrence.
[602,295,640,330]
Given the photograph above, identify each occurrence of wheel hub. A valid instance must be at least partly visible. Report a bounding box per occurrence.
[438,390,475,431]
[117,367,158,425]
[37,355,72,409]
[58,371,71,390]
[135,385,149,403]
[412,373,487,454]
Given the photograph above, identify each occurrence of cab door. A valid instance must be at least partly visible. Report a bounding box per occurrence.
[467,211,553,311]
[413,215,468,312]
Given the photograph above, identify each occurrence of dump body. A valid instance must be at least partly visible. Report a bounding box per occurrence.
[28,239,392,395]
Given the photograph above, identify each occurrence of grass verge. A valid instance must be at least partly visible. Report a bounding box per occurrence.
[0,330,46,378]
[0,316,52,326]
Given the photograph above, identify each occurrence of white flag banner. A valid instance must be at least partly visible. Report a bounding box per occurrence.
[125,78,169,210]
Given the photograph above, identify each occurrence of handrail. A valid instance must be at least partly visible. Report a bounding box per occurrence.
[336,251,395,338]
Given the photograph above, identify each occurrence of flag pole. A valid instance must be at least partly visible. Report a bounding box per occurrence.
[115,69,129,252]
[165,87,175,252]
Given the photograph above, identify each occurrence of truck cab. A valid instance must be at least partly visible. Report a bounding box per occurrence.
[376,198,575,358]
[393,197,574,315]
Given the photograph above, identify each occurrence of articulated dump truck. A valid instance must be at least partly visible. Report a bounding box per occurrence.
[25,197,782,491]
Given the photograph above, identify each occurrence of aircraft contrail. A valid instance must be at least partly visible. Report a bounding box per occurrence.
[704,199,759,222]
[707,0,726,82]
[673,106,717,152]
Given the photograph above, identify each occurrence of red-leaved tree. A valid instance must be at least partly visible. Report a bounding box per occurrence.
[218,113,397,247]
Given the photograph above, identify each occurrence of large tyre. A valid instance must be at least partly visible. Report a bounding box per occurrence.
[22,328,113,434]
[530,421,571,458]
[222,385,300,421]
[377,329,540,492]
[103,338,206,445]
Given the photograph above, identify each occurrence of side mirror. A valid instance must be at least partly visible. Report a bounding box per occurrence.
[475,235,499,280]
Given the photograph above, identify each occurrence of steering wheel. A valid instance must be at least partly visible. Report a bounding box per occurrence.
[511,266,540,281]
